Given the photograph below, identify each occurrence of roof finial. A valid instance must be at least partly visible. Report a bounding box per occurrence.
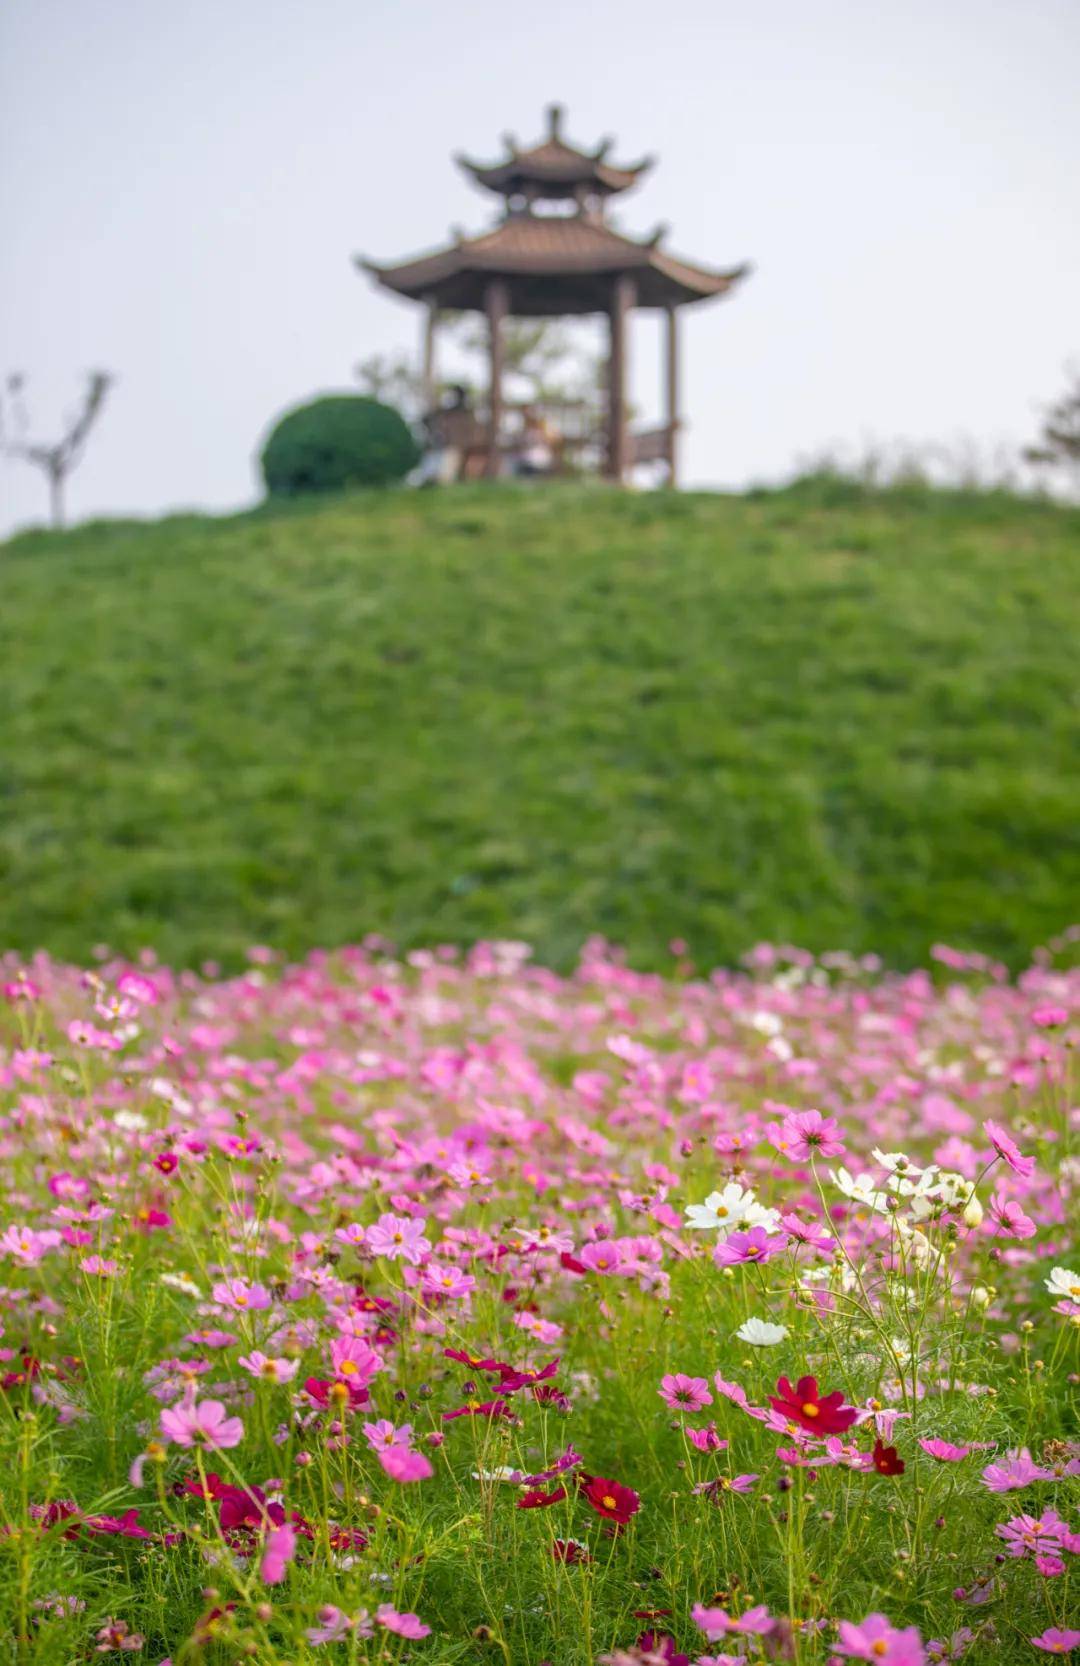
[547,103,565,140]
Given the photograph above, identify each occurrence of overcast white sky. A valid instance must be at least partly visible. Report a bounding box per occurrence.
[1,0,1078,534]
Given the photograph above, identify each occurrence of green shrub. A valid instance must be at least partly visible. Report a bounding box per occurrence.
[260,395,419,496]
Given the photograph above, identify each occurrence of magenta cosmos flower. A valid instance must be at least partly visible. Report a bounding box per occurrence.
[983,1119,1036,1179]
[659,1373,713,1413]
[160,1393,243,1450]
[833,1613,926,1663]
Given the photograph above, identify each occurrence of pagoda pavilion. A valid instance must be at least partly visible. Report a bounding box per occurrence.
[359,106,749,485]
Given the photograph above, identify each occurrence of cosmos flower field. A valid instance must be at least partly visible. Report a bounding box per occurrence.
[0,937,1076,1666]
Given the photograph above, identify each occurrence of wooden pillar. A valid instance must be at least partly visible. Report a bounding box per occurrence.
[421,302,437,410]
[665,303,680,488]
[607,274,635,483]
[485,278,509,478]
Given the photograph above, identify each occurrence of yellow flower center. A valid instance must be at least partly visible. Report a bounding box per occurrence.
[601,1495,617,1510]
[802,1403,819,1418]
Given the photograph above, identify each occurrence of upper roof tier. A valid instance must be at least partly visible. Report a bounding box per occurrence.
[456,105,652,201]
[360,214,749,315]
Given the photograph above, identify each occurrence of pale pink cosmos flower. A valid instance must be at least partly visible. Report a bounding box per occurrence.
[237,1351,300,1385]
[211,1277,272,1312]
[365,1213,430,1265]
[658,1373,713,1413]
[160,1391,244,1450]
[980,1448,1053,1492]
[376,1604,431,1639]
[363,1419,412,1452]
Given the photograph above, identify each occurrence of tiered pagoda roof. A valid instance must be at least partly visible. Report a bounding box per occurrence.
[456,104,652,201]
[360,106,748,317]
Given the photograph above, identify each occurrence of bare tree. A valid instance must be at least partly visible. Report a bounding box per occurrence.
[1023,364,1080,491]
[0,370,113,528]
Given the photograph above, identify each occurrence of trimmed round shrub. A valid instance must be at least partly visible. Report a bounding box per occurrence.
[260,395,420,497]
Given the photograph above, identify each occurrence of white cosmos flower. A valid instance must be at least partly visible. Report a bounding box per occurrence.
[114,1110,148,1132]
[1045,1267,1080,1302]
[872,1150,922,1176]
[735,1318,789,1346]
[830,1167,890,1214]
[160,1272,201,1298]
[684,1183,757,1233]
[743,1201,783,1234]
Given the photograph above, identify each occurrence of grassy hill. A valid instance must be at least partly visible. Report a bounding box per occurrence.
[2,479,1078,972]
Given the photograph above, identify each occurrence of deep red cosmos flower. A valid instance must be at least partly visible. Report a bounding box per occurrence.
[516,1485,567,1509]
[442,1397,511,1422]
[768,1375,858,1436]
[498,1356,561,1392]
[552,1538,591,1563]
[443,1347,502,1374]
[636,1634,690,1666]
[581,1475,641,1525]
[871,1438,905,1476]
[303,1376,370,1412]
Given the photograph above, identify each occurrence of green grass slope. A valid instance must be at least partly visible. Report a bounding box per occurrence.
[2,480,1078,971]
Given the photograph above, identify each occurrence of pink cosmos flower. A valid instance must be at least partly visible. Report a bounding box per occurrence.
[260,1523,295,1585]
[988,1193,1036,1240]
[833,1614,927,1663]
[375,1605,431,1639]
[659,1373,713,1413]
[983,1119,1036,1179]
[918,1439,990,1462]
[779,1109,847,1161]
[159,1392,244,1450]
[237,1351,300,1384]
[211,1277,272,1312]
[692,1603,774,1639]
[329,1336,383,1388]
[980,1448,1052,1492]
[712,1226,788,1267]
[0,1225,63,1265]
[579,1240,623,1274]
[378,1446,433,1482]
[306,1606,356,1644]
[780,1213,835,1254]
[366,1213,431,1265]
[686,1423,728,1453]
[1030,1631,1080,1655]
[81,1255,118,1276]
[995,1509,1069,1557]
